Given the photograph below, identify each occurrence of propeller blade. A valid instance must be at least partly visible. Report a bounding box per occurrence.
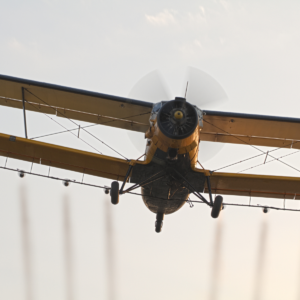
[198,141,224,164]
[128,70,171,154]
[185,67,228,110]
[184,67,228,162]
[128,70,171,102]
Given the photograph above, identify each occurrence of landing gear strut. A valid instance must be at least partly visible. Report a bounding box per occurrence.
[211,195,223,218]
[155,212,164,233]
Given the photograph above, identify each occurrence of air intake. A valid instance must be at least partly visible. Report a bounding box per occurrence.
[157,98,198,139]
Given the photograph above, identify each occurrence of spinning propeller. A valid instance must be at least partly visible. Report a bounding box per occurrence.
[128,68,228,163]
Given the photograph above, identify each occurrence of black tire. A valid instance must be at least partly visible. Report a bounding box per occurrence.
[155,212,164,233]
[211,195,223,218]
[110,181,119,205]
[155,222,162,233]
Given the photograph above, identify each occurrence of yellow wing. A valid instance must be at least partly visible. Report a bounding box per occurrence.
[0,132,136,181]
[1,131,299,200]
[197,169,300,200]
[0,74,153,133]
[202,110,300,149]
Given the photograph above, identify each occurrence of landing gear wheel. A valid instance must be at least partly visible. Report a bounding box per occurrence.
[155,212,164,233]
[110,181,119,205]
[211,195,223,219]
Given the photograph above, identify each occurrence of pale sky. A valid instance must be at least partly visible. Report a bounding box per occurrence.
[1,1,300,300]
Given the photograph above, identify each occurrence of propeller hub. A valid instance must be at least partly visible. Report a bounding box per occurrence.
[174,111,183,120]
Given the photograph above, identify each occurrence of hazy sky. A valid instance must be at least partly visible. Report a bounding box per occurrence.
[1,1,300,300]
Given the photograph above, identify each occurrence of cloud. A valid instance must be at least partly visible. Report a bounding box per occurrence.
[199,6,206,16]
[194,39,203,48]
[145,3,299,61]
[7,38,40,56]
[8,38,24,51]
[146,7,207,29]
[219,0,230,11]
[145,9,177,26]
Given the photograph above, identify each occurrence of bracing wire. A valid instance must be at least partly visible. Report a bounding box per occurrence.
[214,141,300,173]
[238,149,300,173]
[25,89,129,160]
[24,101,103,154]
[203,119,300,173]
[30,112,151,140]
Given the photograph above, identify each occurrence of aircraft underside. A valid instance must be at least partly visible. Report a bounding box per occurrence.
[130,149,206,230]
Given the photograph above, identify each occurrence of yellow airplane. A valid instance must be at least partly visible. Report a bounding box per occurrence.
[0,73,300,233]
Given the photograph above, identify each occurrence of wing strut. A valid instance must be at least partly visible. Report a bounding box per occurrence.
[21,87,28,139]
[206,176,214,206]
[119,164,134,194]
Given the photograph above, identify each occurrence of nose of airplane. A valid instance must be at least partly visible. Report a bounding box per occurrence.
[157,98,198,140]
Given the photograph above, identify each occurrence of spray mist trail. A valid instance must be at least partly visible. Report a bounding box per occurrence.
[253,219,268,300]
[20,185,34,300]
[104,200,116,300]
[297,240,300,300]
[63,195,74,300]
[209,219,223,300]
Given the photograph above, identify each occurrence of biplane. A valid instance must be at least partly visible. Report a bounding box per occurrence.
[1,70,300,233]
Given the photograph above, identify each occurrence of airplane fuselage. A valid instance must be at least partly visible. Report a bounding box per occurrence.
[130,98,205,215]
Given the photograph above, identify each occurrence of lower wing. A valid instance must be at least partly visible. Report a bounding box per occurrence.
[0,132,134,181]
[196,169,300,200]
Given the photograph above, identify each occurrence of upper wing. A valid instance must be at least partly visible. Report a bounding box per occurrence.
[197,169,300,200]
[0,132,135,181]
[202,111,300,149]
[0,74,153,133]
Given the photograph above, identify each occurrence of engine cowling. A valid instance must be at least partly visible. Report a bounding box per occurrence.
[157,97,198,140]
